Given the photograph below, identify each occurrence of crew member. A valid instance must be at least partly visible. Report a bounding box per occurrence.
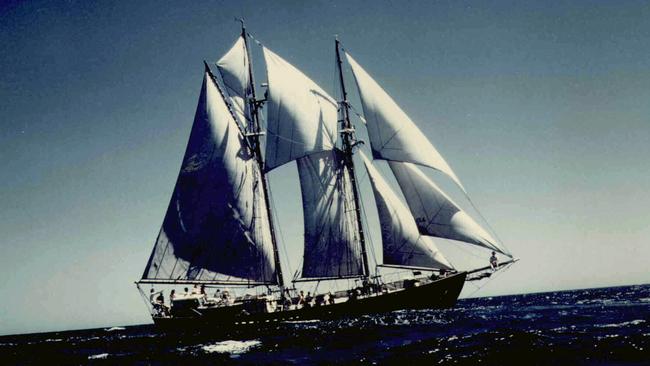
[490,251,498,271]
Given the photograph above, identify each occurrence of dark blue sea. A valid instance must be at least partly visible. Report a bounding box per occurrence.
[2,284,649,365]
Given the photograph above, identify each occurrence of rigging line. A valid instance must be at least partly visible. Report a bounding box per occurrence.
[463,193,512,256]
[463,261,515,298]
[246,32,264,48]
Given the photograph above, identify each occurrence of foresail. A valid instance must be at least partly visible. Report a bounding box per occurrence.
[142,71,276,284]
[345,52,465,193]
[297,150,364,278]
[216,36,249,128]
[389,161,510,256]
[263,47,338,171]
[361,153,453,270]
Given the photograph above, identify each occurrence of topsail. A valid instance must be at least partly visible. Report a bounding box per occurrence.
[263,47,338,171]
[345,52,465,192]
[141,71,276,284]
[216,36,250,128]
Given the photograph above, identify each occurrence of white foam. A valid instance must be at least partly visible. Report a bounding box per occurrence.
[88,353,109,360]
[282,319,320,324]
[201,340,261,355]
[105,326,125,332]
[597,319,645,328]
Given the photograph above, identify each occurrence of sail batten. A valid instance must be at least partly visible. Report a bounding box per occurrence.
[388,161,510,256]
[141,71,276,284]
[297,150,364,278]
[344,52,465,193]
[361,153,453,271]
[263,47,338,171]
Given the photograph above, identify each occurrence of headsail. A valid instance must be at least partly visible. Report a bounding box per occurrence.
[216,36,250,128]
[361,153,453,270]
[345,52,465,193]
[141,71,276,284]
[263,47,338,171]
[296,150,364,279]
[389,161,510,256]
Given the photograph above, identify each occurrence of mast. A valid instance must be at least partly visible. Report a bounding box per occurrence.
[240,20,285,289]
[335,37,370,278]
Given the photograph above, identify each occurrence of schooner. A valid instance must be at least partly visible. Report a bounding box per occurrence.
[136,24,516,329]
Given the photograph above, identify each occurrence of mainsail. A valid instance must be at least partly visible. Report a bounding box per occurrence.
[345,52,465,193]
[263,47,338,171]
[361,153,453,270]
[141,70,276,284]
[216,36,250,128]
[296,150,364,279]
[388,161,510,256]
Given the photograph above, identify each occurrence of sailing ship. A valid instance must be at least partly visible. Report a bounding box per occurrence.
[136,23,516,329]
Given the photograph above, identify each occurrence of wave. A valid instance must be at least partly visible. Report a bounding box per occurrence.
[282,319,320,324]
[88,353,110,360]
[105,326,125,332]
[596,319,646,328]
[200,340,261,355]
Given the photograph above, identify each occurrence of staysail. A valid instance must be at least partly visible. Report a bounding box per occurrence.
[361,153,453,270]
[345,52,465,192]
[216,36,250,128]
[141,70,276,284]
[388,161,510,256]
[296,150,364,279]
[263,47,338,171]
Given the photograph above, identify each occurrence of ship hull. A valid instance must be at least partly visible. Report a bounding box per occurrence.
[152,272,467,331]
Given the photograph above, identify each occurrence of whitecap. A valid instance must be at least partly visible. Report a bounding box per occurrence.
[105,326,125,332]
[88,353,109,360]
[282,319,320,324]
[596,319,645,328]
[44,338,63,343]
[201,340,261,355]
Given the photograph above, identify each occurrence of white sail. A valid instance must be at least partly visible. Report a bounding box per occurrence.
[297,150,364,278]
[389,161,510,256]
[361,153,453,270]
[216,36,249,128]
[345,52,465,192]
[142,71,276,284]
[263,47,338,171]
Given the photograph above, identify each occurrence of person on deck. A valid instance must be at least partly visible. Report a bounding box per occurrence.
[297,291,305,307]
[183,287,189,297]
[170,289,176,303]
[490,251,498,271]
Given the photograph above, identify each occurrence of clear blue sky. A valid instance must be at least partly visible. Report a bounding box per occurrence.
[1,0,649,335]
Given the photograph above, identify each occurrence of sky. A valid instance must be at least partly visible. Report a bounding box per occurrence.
[1,0,649,336]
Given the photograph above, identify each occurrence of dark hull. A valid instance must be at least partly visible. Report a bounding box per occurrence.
[153,272,467,330]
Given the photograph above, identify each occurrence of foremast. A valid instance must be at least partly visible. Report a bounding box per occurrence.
[335,38,370,279]
[240,20,285,290]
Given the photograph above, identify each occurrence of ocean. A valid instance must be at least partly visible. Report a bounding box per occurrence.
[1,284,649,365]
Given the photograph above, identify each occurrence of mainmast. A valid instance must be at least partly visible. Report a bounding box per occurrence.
[335,37,370,278]
[240,20,285,289]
